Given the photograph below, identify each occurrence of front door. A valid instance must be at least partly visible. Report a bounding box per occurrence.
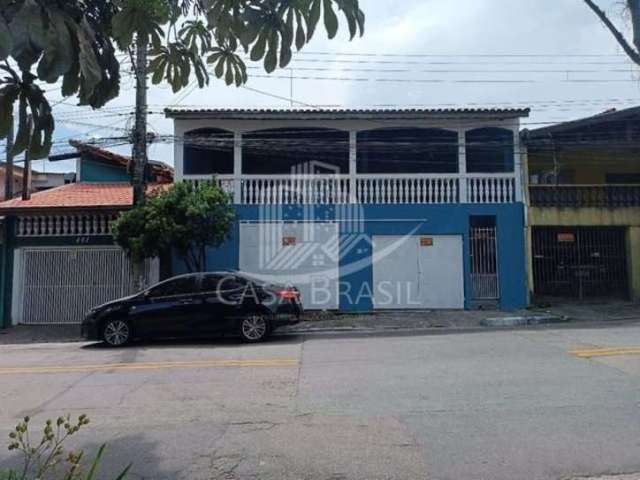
[372,235,465,309]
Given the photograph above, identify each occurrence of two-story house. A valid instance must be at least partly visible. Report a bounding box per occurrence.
[524,106,640,303]
[166,108,530,311]
[0,141,172,328]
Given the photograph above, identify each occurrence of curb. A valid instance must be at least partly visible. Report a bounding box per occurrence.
[280,317,640,338]
[479,315,570,327]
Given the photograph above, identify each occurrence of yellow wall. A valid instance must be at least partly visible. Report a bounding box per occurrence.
[529,207,640,227]
[529,147,640,185]
[628,227,640,302]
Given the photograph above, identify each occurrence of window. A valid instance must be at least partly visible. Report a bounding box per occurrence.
[148,276,198,298]
[242,128,349,174]
[357,128,458,174]
[183,128,234,175]
[201,274,244,293]
[466,128,514,173]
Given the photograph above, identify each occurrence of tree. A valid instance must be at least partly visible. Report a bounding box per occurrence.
[112,181,235,273]
[584,0,640,65]
[0,0,365,199]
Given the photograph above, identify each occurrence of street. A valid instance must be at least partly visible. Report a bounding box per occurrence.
[2,325,640,480]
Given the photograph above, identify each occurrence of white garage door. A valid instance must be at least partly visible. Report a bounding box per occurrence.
[372,235,464,309]
[239,223,339,310]
[12,247,158,325]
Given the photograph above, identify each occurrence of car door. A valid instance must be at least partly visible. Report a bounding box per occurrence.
[130,275,201,338]
[196,274,247,334]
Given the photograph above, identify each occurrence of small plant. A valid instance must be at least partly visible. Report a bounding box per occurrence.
[2,415,130,480]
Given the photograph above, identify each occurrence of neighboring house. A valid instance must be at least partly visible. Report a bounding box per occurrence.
[166,108,530,311]
[0,163,75,200]
[523,106,640,302]
[0,142,173,328]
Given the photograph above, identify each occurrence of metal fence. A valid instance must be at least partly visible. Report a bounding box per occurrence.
[15,247,157,325]
[532,227,628,300]
[470,226,499,300]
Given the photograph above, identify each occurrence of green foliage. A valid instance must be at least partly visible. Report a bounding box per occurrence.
[0,0,364,159]
[2,414,131,480]
[0,0,120,158]
[112,181,235,273]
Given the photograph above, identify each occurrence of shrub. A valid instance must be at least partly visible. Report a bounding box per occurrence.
[2,415,130,480]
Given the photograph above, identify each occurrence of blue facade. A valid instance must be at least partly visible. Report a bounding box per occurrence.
[173,203,527,311]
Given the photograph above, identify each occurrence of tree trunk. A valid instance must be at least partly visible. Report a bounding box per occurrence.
[21,117,32,201]
[132,34,149,206]
[4,115,13,201]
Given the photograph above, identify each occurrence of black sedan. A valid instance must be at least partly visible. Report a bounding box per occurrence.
[81,272,303,346]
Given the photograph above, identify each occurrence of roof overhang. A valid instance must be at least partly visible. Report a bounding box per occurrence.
[524,105,640,141]
[165,107,530,121]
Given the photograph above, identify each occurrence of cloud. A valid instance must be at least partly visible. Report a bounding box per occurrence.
[36,0,640,167]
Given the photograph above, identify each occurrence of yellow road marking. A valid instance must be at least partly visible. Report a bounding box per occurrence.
[0,358,299,375]
[570,347,640,359]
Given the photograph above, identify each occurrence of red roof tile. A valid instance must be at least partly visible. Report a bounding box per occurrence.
[0,183,169,212]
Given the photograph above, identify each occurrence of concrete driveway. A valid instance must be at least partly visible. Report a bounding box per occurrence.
[2,325,640,479]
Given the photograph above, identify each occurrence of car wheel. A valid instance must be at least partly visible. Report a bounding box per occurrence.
[102,319,131,347]
[239,315,269,343]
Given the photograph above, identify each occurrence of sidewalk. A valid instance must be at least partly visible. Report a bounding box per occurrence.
[1,302,639,345]
[281,301,640,334]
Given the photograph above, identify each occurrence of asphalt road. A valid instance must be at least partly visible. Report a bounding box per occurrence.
[2,325,640,480]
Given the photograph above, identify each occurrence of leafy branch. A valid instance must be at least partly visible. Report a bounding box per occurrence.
[0,0,365,159]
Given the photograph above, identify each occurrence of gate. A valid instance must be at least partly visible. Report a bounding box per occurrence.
[532,227,628,299]
[470,226,499,300]
[13,247,157,325]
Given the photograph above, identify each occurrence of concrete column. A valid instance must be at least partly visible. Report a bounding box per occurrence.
[513,125,524,202]
[628,227,640,302]
[349,131,357,204]
[457,129,468,203]
[174,122,184,182]
[233,132,242,204]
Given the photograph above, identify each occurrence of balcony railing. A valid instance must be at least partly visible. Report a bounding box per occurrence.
[184,173,518,205]
[529,185,640,208]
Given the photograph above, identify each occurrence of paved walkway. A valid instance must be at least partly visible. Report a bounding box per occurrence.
[1,301,638,345]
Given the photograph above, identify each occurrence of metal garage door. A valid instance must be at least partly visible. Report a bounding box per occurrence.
[239,222,339,310]
[373,235,464,309]
[12,247,158,325]
[532,227,628,300]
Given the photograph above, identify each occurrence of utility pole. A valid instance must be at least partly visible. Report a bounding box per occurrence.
[4,113,14,200]
[132,33,149,206]
[21,116,33,201]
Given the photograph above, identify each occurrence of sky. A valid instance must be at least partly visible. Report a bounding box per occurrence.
[5,0,640,173]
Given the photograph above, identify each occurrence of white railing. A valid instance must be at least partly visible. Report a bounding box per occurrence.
[184,175,235,195]
[467,174,516,204]
[184,173,518,205]
[356,174,459,204]
[241,175,350,205]
[16,213,120,237]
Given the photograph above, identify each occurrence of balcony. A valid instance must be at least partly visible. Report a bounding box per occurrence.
[529,185,640,208]
[185,173,519,205]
